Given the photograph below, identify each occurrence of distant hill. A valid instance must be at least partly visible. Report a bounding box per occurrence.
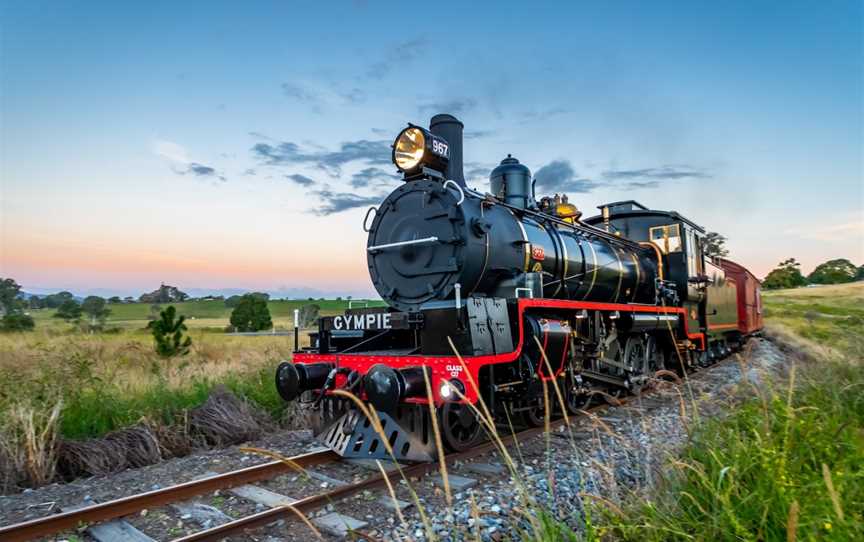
[19,286,377,301]
[182,287,335,300]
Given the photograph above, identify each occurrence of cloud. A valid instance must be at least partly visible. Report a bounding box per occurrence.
[419,98,477,115]
[281,83,319,103]
[153,140,225,182]
[243,168,256,176]
[621,180,661,189]
[520,107,571,123]
[534,160,597,194]
[340,87,366,104]
[602,165,710,181]
[248,131,274,141]
[286,174,315,186]
[251,138,391,176]
[464,129,493,139]
[784,216,864,242]
[153,140,190,163]
[312,190,383,215]
[175,162,226,182]
[281,80,368,110]
[188,163,216,176]
[350,167,399,188]
[367,38,426,79]
[531,161,710,194]
[465,163,492,181]
[280,82,326,113]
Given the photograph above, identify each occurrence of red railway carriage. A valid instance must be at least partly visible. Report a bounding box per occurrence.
[719,258,764,335]
[276,114,763,461]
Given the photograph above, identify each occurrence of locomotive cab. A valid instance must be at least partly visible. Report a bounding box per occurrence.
[583,200,708,304]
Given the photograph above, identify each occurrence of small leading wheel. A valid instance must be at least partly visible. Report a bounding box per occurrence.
[521,400,547,427]
[439,401,482,452]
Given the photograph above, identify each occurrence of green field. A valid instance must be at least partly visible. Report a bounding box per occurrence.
[28,298,385,330]
[761,282,864,354]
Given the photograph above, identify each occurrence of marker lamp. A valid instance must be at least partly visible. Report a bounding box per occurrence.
[439,378,465,401]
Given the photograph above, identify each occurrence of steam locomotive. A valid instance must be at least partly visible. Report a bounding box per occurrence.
[276,114,763,461]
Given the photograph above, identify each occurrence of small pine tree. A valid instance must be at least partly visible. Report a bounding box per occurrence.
[147,305,192,357]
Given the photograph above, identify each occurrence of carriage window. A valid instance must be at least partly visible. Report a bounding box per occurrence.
[649,224,681,254]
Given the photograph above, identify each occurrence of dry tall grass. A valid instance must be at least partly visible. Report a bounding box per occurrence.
[0,330,292,391]
[0,401,62,490]
[0,328,295,493]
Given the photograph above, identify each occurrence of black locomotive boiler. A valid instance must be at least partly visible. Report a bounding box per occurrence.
[276,114,763,461]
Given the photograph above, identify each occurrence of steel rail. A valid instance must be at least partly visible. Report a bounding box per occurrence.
[172,419,569,542]
[0,449,340,542]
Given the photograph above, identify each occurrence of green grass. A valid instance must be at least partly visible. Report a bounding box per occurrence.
[593,282,864,541]
[603,360,864,541]
[57,364,286,439]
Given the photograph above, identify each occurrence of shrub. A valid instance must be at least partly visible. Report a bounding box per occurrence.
[229,295,272,332]
[298,303,320,328]
[1,313,35,331]
[54,299,82,321]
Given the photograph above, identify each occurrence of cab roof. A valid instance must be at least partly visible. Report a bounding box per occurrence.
[583,200,706,233]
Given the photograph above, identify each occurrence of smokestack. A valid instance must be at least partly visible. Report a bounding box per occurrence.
[429,114,465,186]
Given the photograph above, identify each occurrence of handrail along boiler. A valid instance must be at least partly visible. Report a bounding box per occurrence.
[275,114,763,461]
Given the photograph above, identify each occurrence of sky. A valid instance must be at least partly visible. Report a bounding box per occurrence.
[1,1,862,298]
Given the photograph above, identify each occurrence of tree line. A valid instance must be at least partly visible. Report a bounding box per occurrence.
[0,279,323,335]
[762,258,863,290]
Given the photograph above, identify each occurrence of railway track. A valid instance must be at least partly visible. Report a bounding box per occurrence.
[0,415,577,541]
[0,353,737,542]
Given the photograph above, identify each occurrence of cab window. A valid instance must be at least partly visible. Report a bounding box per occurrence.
[694,235,704,274]
[649,224,681,254]
[685,229,704,276]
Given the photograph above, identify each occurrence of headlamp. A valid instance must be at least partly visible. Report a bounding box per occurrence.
[392,125,450,175]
